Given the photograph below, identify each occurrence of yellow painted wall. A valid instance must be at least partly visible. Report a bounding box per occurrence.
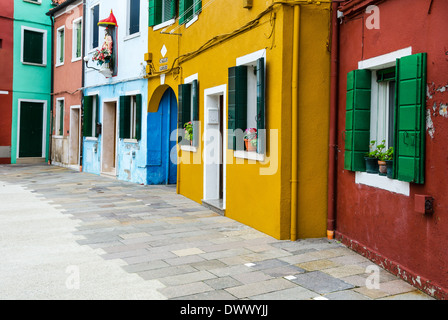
[147,0,331,240]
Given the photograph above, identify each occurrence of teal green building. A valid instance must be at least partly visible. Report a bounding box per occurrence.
[11,0,54,164]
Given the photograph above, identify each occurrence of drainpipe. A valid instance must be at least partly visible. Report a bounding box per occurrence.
[49,14,55,165]
[80,0,86,171]
[327,1,340,240]
[290,4,300,241]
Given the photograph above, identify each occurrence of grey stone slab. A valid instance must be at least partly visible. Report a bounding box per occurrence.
[323,290,372,300]
[250,259,290,270]
[250,286,317,300]
[173,289,237,300]
[204,276,244,290]
[157,282,214,299]
[159,270,216,286]
[225,279,296,299]
[138,265,197,280]
[261,265,306,278]
[290,271,355,294]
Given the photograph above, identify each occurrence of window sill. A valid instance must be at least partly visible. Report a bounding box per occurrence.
[71,56,82,63]
[185,15,199,29]
[23,0,41,5]
[22,62,46,67]
[123,139,138,144]
[181,145,197,153]
[124,32,140,41]
[355,171,410,196]
[234,150,265,162]
[153,19,175,31]
[84,137,98,141]
[55,62,64,67]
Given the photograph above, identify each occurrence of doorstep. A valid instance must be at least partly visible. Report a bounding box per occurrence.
[16,157,46,164]
[202,199,225,216]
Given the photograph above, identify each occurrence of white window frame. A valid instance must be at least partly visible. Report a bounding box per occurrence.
[123,90,141,143]
[72,17,83,62]
[23,0,42,4]
[125,0,141,39]
[56,25,65,67]
[355,47,413,196]
[234,48,266,161]
[89,3,100,52]
[21,26,47,67]
[55,97,65,137]
[85,92,99,140]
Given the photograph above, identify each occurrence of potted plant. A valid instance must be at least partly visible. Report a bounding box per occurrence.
[384,147,394,179]
[365,140,379,174]
[183,121,193,145]
[244,128,257,152]
[375,140,388,176]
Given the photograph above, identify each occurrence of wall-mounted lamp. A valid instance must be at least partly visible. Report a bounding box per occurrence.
[84,56,100,71]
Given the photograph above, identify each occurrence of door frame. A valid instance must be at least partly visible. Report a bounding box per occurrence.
[16,99,48,160]
[203,85,227,210]
[69,105,81,167]
[100,98,118,176]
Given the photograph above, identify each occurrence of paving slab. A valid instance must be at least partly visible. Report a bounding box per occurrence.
[0,164,437,301]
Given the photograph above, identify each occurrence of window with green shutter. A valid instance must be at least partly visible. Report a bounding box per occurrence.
[83,95,99,138]
[179,0,201,25]
[22,28,44,65]
[149,0,176,27]
[228,57,266,154]
[56,27,65,65]
[120,95,142,140]
[178,80,199,147]
[344,52,427,184]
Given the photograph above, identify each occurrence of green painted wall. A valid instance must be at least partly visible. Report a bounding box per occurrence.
[11,0,54,163]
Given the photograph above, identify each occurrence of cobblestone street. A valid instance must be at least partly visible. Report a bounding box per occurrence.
[0,164,435,300]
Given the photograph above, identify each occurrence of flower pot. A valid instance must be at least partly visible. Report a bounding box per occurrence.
[245,139,256,152]
[365,157,379,174]
[386,160,394,179]
[378,160,387,176]
[99,62,113,78]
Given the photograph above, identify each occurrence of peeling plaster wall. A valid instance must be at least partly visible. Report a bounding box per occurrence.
[336,0,448,299]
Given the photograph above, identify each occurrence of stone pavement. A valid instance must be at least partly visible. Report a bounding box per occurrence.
[0,164,435,300]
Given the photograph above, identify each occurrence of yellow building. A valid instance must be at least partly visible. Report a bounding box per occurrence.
[146,0,332,240]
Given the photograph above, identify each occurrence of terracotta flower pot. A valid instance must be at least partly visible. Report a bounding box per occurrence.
[378,160,387,176]
[245,139,256,152]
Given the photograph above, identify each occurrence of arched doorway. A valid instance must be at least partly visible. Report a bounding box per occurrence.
[147,87,177,185]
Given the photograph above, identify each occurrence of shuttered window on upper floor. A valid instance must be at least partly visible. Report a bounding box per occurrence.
[149,0,202,27]
[22,28,45,65]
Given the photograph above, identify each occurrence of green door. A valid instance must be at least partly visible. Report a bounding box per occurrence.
[19,102,44,157]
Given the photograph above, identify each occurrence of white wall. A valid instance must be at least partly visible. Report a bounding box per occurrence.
[84,0,148,87]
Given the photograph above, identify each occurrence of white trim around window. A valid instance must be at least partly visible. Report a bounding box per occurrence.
[20,26,47,67]
[56,25,65,67]
[72,17,83,62]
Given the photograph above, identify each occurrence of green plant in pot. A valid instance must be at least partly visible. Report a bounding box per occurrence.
[376,140,390,176]
[364,140,379,174]
[384,147,394,179]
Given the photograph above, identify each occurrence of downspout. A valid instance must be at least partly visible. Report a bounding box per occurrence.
[80,0,86,171]
[327,1,340,240]
[290,4,300,241]
[49,14,55,165]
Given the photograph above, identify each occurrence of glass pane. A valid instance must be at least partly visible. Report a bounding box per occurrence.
[92,5,99,48]
[23,30,43,64]
[129,0,140,35]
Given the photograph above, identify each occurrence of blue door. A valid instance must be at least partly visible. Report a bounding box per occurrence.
[147,88,177,185]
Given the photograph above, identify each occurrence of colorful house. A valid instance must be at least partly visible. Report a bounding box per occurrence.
[10,0,53,164]
[334,0,448,299]
[82,0,149,183]
[146,0,332,240]
[0,0,14,164]
[47,0,84,170]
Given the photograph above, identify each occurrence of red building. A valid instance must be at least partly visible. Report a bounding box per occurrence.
[0,0,14,164]
[332,0,448,299]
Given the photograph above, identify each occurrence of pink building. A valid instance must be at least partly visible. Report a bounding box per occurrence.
[47,0,83,169]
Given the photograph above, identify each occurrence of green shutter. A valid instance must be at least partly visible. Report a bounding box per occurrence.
[60,29,64,63]
[178,84,191,145]
[83,95,93,137]
[256,57,265,154]
[23,29,43,64]
[192,80,199,147]
[179,0,193,24]
[194,0,202,14]
[94,95,100,137]
[394,53,427,184]
[76,23,82,58]
[170,0,176,19]
[344,69,372,172]
[135,94,142,140]
[59,102,64,136]
[149,0,162,27]
[228,65,247,151]
[119,96,131,139]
